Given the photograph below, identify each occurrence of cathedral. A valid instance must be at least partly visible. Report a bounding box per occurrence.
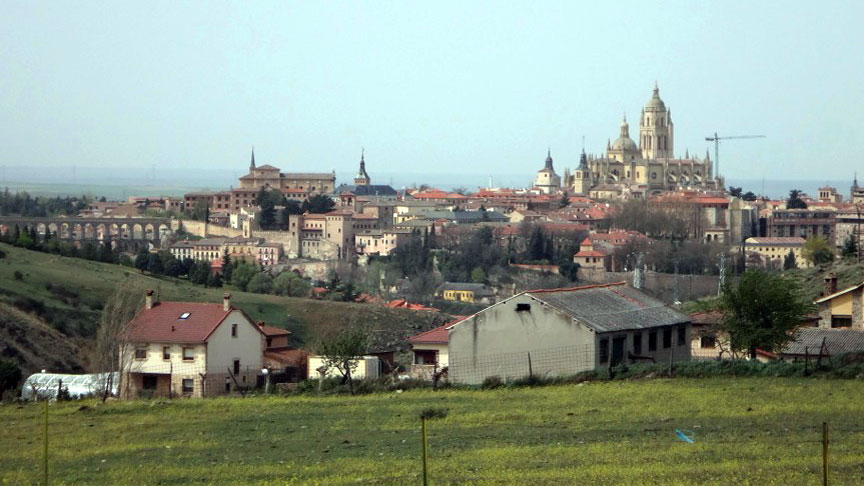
[557,84,718,196]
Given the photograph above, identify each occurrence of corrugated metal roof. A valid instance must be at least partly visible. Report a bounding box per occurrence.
[527,283,689,332]
[782,328,864,356]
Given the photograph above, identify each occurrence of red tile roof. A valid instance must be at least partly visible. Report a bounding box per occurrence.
[259,324,292,337]
[126,302,247,343]
[408,325,449,344]
[574,250,608,258]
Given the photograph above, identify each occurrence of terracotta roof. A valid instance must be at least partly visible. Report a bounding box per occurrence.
[126,302,249,343]
[408,325,449,344]
[574,250,607,257]
[264,348,308,366]
[689,311,723,325]
[259,324,292,337]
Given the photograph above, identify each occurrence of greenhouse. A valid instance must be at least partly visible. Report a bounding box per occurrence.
[21,372,119,400]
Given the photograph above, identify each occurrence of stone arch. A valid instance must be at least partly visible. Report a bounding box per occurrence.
[48,222,59,238]
[120,223,130,239]
[36,223,47,236]
[96,224,107,241]
[59,223,70,239]
[132,224,144,240]
[144,224,155,241]
[158,224,171,239]
[109,224,120,239]
[83,223,95,240]
[73,223,83,240]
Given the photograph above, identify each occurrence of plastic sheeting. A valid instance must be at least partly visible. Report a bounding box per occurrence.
[21,372,119,400]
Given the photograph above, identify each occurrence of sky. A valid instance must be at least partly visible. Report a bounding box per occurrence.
[1,1,863,188]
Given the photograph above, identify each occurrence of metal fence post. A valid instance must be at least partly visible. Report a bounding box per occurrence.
[823,421,829,486]
[421,416,429,486]
[43,398,49,486]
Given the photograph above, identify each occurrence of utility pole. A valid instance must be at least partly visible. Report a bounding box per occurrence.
[704,133,766,182]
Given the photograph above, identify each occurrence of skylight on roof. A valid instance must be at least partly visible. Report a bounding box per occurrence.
[179,312,191,320]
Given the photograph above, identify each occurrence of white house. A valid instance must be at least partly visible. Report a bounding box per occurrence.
[120,290,265,398]
[447,282,691,384]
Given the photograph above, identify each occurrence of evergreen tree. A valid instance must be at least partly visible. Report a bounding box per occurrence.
[783,250,797,270]
[164,258,183,277]
[147,253,164,274]
[134,247,150,273]
[842,235,858,258]
[191,261,211,286]
[786,189,808,209]
[206,272,223,288]
[221,250,233,282]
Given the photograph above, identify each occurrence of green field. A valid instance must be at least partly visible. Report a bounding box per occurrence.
[1,378,862,485]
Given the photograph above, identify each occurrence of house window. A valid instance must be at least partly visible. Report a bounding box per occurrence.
[183,347,194,361]
[162,347,170,360]
[633,332,642,355]
[182,379,194,394]
[233,359,240,375]
[599,338,609,364]
[700,335,717,348]
[677,326,686,346]
[135,347,147,360]
[648,331,657,351]
[142,375,158,390]
[831,316,852,328]
[231,324,238,337]
[663,328,672,349]
[516,303,531,312]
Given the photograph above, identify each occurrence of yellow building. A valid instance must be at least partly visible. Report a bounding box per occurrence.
[744,237,807,269]
[436,283,495,304]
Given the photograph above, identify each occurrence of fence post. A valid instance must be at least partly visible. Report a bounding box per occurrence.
[668,350,674,376]
[43,398,49,486]
[421,416,429,486]
[527,352,533,379]
[823,421,829,486]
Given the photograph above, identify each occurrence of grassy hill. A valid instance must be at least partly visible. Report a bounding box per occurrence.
[2,378,863,485]
[0,243,451,372]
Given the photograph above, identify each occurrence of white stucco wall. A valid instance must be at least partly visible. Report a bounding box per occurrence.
[205,310,265,376]
[307,355,380,380]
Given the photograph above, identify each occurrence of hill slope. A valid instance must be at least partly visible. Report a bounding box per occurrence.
[0,243,451,370]
[0,301,85,375]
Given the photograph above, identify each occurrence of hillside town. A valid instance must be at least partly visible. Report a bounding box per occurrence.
[2,3,864,483]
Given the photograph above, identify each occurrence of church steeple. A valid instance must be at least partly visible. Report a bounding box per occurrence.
[640,83,673,159]
[354,148,370,186]
[545,148,554,170]
[250,147,256,171]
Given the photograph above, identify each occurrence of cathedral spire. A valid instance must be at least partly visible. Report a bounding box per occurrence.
[250,147,256,170]
[545,148,554,170]
[354,147,370,186]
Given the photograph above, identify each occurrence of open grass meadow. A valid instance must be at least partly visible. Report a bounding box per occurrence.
[2,378,864,485]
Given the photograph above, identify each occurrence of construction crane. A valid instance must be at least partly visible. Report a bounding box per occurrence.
[704,133,765,179]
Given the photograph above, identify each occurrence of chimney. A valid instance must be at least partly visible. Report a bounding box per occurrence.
[145,289,154,309]
[258,321,265,328]
[223,293,231,311]
[825,273,838,296]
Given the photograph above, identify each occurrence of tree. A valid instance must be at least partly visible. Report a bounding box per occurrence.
[164,258,183,277]
[147,253,164,275]
[842,235,858,258]
[193,199,210,221]
[728,186,743,198]
[301,194,335,214]
[559,260,580,282]
[190,261,211,286]
[134,248,150,273]
[91,280,145,401]
[247,273,274,294]
[0,359,22,399]
[257,188,277,229]
[786,189,808,209]
[206,272,223,288]
[230,263,258,291]
[470,266,487,283]
[221,250,233,282]
[802,236,834,266]
[741,191,758,202]
[273,271,299,296]
[718,270,813,358]
[315,327,369,395]
[783,250,798,270]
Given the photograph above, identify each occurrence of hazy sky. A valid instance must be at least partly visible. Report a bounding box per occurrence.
[2,1,863,183]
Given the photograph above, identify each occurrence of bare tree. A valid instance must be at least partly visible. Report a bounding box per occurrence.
[91,279,145,401]
[313,325,370,395]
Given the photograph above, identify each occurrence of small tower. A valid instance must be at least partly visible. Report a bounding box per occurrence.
[354,148,370,186]
[250,147,256,171]
[572,149,591,195]
[534,149,561,194]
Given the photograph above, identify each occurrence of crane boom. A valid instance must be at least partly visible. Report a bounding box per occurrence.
[704,132,765,182]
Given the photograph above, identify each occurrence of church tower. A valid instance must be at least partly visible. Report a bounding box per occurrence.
[354,148,370,186]
[640,83,674,159]
[571,149,591,195]
[250,147,256,171]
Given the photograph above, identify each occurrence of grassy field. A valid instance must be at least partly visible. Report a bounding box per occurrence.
[1,378,863,485]
[0,243,448,357]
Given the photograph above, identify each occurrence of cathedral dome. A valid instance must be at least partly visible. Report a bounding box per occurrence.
[611,118,639,151]
[645,83,666,110]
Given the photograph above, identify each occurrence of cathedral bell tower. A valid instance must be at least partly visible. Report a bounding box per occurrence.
[640,83,674,159]
[571,149,591,195]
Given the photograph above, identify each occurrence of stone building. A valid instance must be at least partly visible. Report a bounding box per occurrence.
[237,149,336,195]
[564,84,718,197]
[534,149,562,194]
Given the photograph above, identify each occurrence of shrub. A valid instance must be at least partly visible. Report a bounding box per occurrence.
[420,407,449,420]
[13,270,23,280]
[481,376,503,389]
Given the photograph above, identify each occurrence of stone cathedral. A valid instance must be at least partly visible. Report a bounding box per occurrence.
[562,84,718,196]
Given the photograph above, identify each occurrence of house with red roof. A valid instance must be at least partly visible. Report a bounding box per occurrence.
[120,290,266,398]
[446,282,691,384]
[408,324,450,380]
